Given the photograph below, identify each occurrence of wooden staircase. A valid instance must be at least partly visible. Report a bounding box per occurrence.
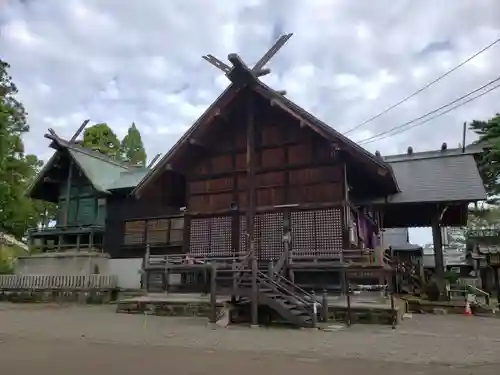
[143,250,317,327]
[238,271,316,328]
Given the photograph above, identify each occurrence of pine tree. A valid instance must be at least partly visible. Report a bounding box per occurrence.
[121,123,147,166]
[82,123,122,160]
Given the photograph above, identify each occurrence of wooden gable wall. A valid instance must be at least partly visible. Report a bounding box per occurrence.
[186,93,345,214]
[181,91,347,260]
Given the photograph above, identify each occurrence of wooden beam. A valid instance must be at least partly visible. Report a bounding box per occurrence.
[188,138,207,148]
[255,68,271,77]
[63,159,73,226]
[70,119,90,143]
[147,154,161,168]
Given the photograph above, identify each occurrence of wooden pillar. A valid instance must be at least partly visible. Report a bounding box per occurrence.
[210,264,217,324]
[76,234,81,252]
[431,212,445,297]
[64,159,73,226]
[246,89,258,327]
[494,267,500,303]
[89,230,94,252]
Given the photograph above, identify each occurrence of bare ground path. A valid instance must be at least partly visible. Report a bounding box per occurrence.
[1,303,499,374]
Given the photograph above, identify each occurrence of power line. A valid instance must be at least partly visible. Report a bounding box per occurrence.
[355,76,500,145]
[342,35,500,136]
[358,81,500,146]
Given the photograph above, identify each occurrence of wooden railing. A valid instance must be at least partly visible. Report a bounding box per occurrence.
[290,248,388,266]
[145,248,389,269]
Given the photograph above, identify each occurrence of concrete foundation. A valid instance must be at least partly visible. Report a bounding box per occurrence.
[15,252,110,276]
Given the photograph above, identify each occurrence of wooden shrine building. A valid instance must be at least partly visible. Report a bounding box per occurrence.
[26,128,151,253]
[26,34,487,326]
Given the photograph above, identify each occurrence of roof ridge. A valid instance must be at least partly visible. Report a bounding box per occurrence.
[55,138,133,170]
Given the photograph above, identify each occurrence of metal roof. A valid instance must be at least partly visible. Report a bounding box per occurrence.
[371,149,486,204]
[107,169,150,190]
[27,135,141,198]
[67,149,131,192]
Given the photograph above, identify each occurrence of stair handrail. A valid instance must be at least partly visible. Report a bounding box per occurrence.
[272,272,315,302]
[272,250,287,276]
[465,284,490,305]
[255,271,313,308]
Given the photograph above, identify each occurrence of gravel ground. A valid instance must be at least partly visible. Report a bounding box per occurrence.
[1,303,500,374]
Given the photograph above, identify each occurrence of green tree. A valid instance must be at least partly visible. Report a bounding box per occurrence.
[82,123,122,160]
[0,59,30,238]
[469,114,500,202]
[121,122,147,166]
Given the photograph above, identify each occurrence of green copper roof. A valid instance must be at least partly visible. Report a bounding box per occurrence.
[68,149,130,192]
[107,168,150,190]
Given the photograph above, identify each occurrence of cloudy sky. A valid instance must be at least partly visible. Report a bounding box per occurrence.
[1,0,500,245]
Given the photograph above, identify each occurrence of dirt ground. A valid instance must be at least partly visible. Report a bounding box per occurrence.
[1,303,500,374]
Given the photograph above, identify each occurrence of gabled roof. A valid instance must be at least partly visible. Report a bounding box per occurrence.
[365,147,486,204]
[107,168,150,190]
[27,136,136,199]
[133,80,399,196]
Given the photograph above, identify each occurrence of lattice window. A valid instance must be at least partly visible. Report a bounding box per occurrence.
[146,219,169,244]
[315,209,343,258]
[239,216,247,253]
[291,211,315,256]
[210,216,232,256]
[169,217,184,243]
[291,209,343,258]
[256,212,283,260]
[123,220,145,245]
[189,216,232,256]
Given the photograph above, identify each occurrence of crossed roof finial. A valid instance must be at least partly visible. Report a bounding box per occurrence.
[201,33,293,88]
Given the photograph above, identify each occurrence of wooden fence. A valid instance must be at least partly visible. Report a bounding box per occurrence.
[0,274,118,303]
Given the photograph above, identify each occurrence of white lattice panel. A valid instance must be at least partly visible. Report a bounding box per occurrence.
[315,209,343,258]
[210,216,232,256]
[189,218,211,256]
[291,211,316,256]
[256,213,284,260]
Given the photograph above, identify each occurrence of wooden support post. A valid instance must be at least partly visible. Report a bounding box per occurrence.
[322,289,329,323]
[64,159,73,226]
[267,261,273,278]
[76,234,81,252]
[89,230,94,252]
[344,271,351,327]
[493,267,500,304]
[246,89,258,327]
[431,212,445,299]
[311,290,317,328]
[390,269,397,329]
[210,264,217,324]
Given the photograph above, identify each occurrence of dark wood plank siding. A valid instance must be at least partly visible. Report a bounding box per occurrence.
[180,92,348,259]
[104,171,186,258]
[186,109,345,213]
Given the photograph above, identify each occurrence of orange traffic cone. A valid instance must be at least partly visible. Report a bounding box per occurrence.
[464,301,473,316]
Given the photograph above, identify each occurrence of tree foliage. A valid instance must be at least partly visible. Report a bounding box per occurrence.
[0,59,56,239]
[121,122,147,166]
[82,123,122,160]
[469,114,500,202]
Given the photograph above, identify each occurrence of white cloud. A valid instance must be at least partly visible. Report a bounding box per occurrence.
[2,0,500,244]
